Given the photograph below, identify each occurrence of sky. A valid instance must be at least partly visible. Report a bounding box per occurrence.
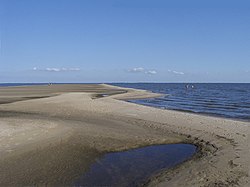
[0,0,249,83]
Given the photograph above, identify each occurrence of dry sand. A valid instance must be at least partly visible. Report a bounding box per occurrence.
[0,84,249,186]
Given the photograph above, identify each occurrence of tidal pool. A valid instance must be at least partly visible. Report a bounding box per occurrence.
[74,143,197,187]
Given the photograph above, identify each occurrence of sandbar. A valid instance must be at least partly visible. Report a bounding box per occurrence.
[0,84,249,186]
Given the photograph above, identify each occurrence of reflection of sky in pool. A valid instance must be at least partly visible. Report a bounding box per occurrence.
[74,144,196,187]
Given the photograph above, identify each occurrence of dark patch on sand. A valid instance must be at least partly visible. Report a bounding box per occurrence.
[0,140,102,186]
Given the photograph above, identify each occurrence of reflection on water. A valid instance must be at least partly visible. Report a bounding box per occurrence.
[74,144,196,187]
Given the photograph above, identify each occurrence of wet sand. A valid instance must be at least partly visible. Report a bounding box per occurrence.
[0,84,249,186]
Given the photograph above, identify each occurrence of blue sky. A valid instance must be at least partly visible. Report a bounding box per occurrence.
[0,0,249,83]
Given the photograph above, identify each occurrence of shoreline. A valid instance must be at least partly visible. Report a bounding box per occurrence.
[0,84,249,186]
[109,83,250,124]
[126,100,250,124]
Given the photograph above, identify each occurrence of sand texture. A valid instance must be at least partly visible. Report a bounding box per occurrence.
[0,84,249,186]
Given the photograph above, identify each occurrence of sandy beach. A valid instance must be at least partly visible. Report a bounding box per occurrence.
[0,84,249,186]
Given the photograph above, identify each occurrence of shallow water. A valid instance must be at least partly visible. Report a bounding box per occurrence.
[74,144,196,187]
[111,83,250,121]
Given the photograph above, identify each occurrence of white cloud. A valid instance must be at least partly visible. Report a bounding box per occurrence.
[33,67,81,72]
[173,71,184,75]
[128,67,157,75]
[46,68,61,72]
[128,67,145,73]
[168,70,184,75]
[145,70,157,75]
[68,68,81,71]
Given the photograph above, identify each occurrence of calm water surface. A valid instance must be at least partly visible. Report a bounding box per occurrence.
[111,83,250,121]
[75,144,196,187]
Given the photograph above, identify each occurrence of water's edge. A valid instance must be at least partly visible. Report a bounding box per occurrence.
[110,83,250,122]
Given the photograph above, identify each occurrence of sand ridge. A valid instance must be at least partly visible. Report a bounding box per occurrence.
[0,84,249,186]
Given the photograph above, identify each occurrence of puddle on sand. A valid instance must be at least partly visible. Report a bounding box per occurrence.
[74,143,197,187]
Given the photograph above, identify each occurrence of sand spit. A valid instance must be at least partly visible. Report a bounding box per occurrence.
[0,84,249,186]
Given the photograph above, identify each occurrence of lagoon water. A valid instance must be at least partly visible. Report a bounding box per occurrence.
[75,144,196,187]
[111,83,250,121]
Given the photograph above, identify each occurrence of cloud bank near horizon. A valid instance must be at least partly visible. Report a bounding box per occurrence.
[128,67,157,75]
[127,67,186,76]
[33,67,81,72]
[168,70,185,75]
